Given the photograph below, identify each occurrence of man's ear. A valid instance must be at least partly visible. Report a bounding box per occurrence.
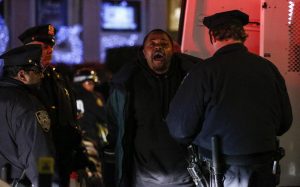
[209,30,217,44]
[142,48,145,56]
[212,36,217,43]
[17,70,28,83]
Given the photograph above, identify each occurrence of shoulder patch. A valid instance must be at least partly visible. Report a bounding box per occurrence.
[35,110,51,132]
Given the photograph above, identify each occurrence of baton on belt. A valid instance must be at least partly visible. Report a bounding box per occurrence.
[211,136,223,187]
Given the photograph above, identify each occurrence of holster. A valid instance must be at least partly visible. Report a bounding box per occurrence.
[273,146,285,185]
[187,145,209,187]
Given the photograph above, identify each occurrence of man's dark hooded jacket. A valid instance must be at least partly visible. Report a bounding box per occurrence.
[106,49,202,187]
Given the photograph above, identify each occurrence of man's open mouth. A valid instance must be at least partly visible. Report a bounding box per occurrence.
[153,51,165,61]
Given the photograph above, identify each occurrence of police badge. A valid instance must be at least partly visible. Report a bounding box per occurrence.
[35,110,51,132]
[96,98,104,107]
[48,24,55,36]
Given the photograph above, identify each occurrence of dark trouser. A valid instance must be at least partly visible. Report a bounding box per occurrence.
[10,178,32,187]
[102,162,115,187]
[133,178,195,187]
[202,161,276,187]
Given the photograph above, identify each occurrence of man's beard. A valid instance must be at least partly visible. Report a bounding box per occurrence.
[152,62,169,74]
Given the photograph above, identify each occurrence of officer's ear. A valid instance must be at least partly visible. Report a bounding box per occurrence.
[16,69,29,84]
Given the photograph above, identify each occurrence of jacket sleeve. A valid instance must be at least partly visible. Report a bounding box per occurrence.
[106,93,117,147]
[14,104,53,184]
[106,87,127,148]
[166,67,205,144]
[272,65,293,136]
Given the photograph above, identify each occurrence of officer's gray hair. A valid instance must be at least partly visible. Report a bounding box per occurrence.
[209,23,248,43]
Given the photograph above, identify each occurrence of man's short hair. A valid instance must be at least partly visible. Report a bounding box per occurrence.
[142,29,174,48]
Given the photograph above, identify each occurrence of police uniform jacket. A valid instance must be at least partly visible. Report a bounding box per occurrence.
[74,84,106,143]
[33,67,85,186]
[38,66,77,128]
[106,50,201,187]
[166,43,293,163]
[0,77,53,185]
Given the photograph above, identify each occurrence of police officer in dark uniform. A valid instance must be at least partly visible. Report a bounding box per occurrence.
[166,10,293,187]
[74,68,107,145]
[73,68,106,186]
[18,24,90,187]
[0,45,54,187]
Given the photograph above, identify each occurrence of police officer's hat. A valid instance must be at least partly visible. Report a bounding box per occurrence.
[0,44,42,68]
[73,68,99,83]
[18,24,56,46]
[203,10,249,29]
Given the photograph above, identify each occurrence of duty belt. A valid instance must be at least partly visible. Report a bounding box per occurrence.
[198,146,275,166]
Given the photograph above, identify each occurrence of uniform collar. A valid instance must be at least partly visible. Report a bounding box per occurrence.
[0,77,28,89]
[213,43,248,57]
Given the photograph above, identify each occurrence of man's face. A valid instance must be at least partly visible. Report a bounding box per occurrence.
[143,32,173,74]
[29,41,53,69]
[82,80,95,92]
[24,70,43,85]
[19,67,44,86]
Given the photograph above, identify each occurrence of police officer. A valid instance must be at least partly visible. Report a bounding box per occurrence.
[73,68,107,145]
[18,24,90,187]
[166,10,293,187]
[0,45,53,187]
[73,68,106,186]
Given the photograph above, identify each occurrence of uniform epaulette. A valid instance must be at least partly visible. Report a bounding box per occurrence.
[48,67,62,80]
